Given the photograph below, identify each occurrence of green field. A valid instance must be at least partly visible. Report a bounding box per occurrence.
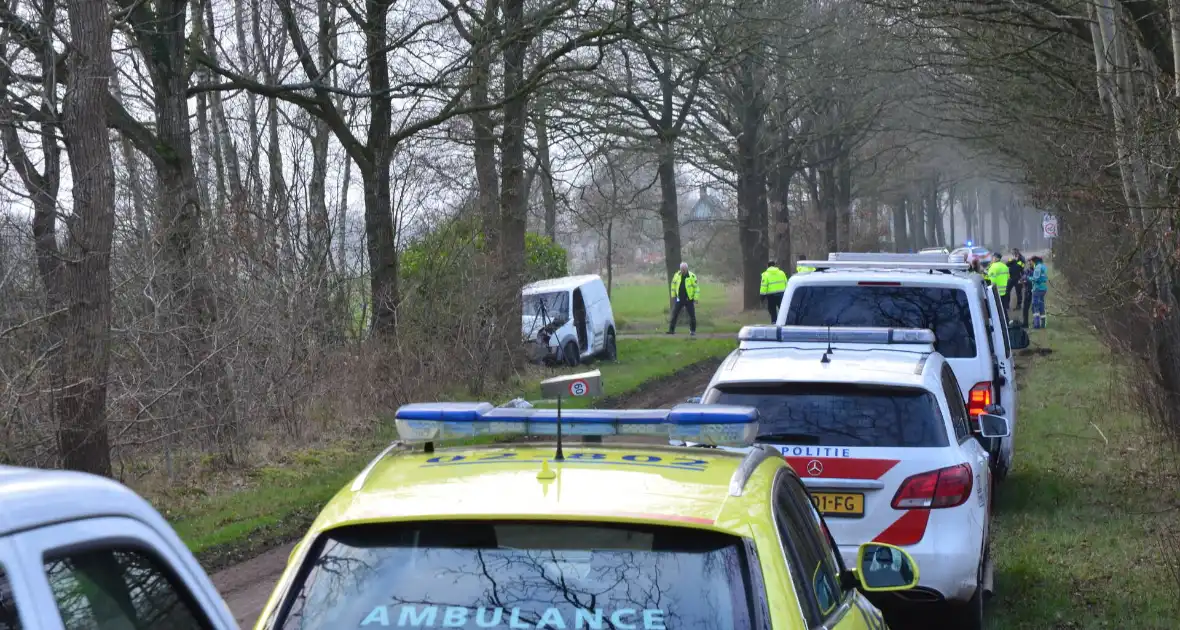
[988,317,1179,627]
[609,280,763,332]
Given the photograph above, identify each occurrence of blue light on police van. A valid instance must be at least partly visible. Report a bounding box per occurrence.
[392,404,761,447]
[738,325,935,345]
[965,240,973,246]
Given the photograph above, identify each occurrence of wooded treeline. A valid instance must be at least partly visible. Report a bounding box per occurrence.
[0,0,1046,480]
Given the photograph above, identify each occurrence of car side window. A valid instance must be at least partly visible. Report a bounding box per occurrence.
[0,566,21,630]
[772,473,844,625]
[942,364,972,442]
[978,287,998,358]
[43,546,211,630]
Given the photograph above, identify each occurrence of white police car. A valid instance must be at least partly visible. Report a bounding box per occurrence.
[692,326,1010,630]
[0,466,237,629]
[777,253,1028,482]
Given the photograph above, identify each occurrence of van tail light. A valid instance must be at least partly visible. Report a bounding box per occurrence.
[966,382,992,428]
[891,464,973,509]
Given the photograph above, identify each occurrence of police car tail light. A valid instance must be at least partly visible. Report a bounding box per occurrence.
[967,382,992,423]
[393,403,761,448]
[891,464,973,510]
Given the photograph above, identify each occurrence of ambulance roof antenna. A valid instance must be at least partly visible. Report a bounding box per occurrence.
[821,322,834,364]
[554,395,565,462]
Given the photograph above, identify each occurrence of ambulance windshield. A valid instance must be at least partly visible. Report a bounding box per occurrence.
[273,521,756,630]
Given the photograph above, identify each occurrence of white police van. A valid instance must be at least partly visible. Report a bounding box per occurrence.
[694,326,1010,629]
[774,253,1028,481]
[0,466,237,629]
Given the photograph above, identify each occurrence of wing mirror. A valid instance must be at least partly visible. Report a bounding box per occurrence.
[1008,325,1030,350]
[978,413,1011,439]
[854,543,920,592]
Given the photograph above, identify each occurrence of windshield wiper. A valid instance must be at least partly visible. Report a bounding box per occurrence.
[755,432,821,445]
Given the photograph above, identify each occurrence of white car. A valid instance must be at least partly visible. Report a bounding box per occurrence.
[778,254,1027,481]
[0,466,237,629]
[697,325,1009,628]
[522,274,618,366]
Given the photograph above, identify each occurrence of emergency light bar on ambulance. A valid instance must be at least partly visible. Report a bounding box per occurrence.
[393,402,761,447]
[737,325,936,345]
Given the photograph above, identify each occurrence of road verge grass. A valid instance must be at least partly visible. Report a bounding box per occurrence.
[160,335,737,572]
[989,316,1180,628]
[610,281,762,333]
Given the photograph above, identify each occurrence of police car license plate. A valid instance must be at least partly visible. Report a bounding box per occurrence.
[810,492,864,517]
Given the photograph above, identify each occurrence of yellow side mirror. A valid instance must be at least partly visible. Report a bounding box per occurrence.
[854,543,920,592]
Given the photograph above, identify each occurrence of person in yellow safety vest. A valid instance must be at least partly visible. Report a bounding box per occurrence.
[760,260,788,323]
[986,253,1012,318]
[667,262,700,336]
[796,254,816,275]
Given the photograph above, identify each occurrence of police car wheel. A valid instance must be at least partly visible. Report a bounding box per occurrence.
[563,341,580,367]
[947,561,986,630]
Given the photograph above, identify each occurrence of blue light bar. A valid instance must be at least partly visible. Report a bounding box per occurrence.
[392,403,760,447]
[737,325,936,345]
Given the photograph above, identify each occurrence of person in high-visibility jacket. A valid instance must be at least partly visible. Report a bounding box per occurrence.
[986,253,1011,317]
[760,260,788,323]
[795,254,816,275]
[667,262,700,336]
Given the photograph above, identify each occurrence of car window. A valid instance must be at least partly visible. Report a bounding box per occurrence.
[43,547,210,630]
[0,566,21,630]
[706,382,950,448]
[275,521,756,629]
[785,285,978,358]
[941,364,972,442]
[772,473,844,625]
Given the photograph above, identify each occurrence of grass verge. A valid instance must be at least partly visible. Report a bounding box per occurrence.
[610,281,763,333]
[988,315,1180,628]
[167,335,737,572]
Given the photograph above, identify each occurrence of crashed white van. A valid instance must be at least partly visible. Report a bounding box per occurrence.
[522,274,618,366]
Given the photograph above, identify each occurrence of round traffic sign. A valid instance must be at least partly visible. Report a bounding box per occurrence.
[568,380,589,397]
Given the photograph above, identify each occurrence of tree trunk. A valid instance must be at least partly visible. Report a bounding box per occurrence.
[606,219,613,297]
[534,107,558,241]
[989,186,1002,249]
[892,200,908,252]
[656,138,684,291]
[771,163,795,272]
[363,0,398,337]
[947,184,956,246]
[818,167,838,255]
[58,0,116,475]
[834,155,852,250]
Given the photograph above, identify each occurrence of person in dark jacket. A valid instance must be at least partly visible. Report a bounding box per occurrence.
[1008,248,1027,319]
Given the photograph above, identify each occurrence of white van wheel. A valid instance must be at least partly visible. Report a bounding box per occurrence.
[604,329,618,361]
[562,341,580,367]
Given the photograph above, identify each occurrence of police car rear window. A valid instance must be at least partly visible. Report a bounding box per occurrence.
[785,285,977,358]
[274,521,756,629]
[706,383,950,448]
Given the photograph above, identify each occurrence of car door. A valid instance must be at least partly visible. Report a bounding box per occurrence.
[0,538,30,630]
[12,516,236,630]
[772,471,883,629]
[984,284,1016,469]
[942,364,992,517]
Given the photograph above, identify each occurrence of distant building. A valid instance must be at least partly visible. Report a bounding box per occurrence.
[689,184,722,221]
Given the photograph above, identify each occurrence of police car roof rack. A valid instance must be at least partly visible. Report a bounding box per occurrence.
[728,445,780,497]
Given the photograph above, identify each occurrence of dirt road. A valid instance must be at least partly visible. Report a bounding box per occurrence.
[211,357,723,626]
